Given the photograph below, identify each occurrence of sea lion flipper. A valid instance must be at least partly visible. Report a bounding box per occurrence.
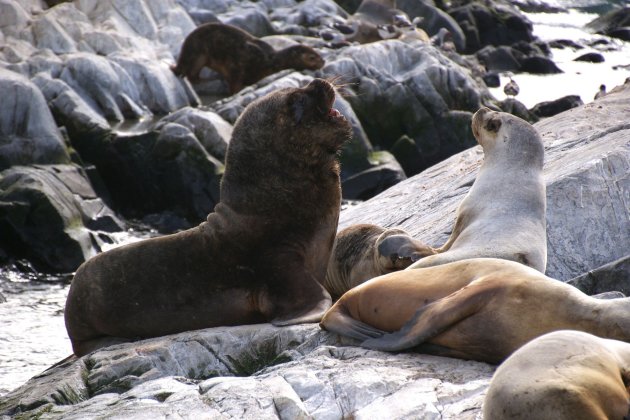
[270,272,333,326]
[320,304,386,341]
[271,293,332,326]
[361,283,491,351]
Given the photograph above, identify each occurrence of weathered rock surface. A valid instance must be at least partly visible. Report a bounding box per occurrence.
[567,254,630,296]
[0,324,494,419]
[322,39,493,174]
[0,164,123,272]
[0,68,71,171]
[339,81,630,281]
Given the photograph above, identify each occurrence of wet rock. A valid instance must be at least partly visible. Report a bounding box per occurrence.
[566,255,630,296]
[81,126,222,226]
[31,72,112,145]
[476,45,522,72]
[518,55,563,74]
[449,1,535,54]
[498,97,537,122]
[586,6,630,36]
[341,151,407,200]
[323,40,489,175]
[529,94,583,118]
[0,164,123,273]
[0,324,494,419]
[574,52,604,63]
[396,0,466,52]
[339,81,630,281]
[481,72,500,87]
[606,27,630,42]
[0,68,71,171]
[156,107,233,161]
[548,38,583,49]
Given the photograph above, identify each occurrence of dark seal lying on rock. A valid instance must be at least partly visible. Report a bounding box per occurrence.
[172,23,325,93]
[65,79,352,357]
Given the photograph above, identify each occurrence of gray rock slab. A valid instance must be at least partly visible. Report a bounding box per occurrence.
[339,81,630,281]
[0,68,70,171]
[0,324,494,419]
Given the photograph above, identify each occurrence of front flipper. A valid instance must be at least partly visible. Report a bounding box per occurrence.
[361,282,494,352]
[271,288,332,326]
[269,266,333,326]
[319,304,385,341]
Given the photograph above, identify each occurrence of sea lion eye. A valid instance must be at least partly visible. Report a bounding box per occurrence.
[486,117,502,133]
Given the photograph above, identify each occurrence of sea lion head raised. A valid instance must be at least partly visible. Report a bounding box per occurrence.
[472,107,543,165]
[229,79,351,163]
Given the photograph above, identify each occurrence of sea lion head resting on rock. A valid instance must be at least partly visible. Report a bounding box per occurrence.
[408,107,547,272]
[65,78,352,357]
[484,330,630,420]
[320,257,630,364]
[324,224,436,299]
[172,23,325,94]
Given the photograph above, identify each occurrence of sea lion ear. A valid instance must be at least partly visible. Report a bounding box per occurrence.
[485,116,502,133]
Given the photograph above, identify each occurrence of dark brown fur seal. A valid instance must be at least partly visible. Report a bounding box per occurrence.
[172,23,325,94]
[484,330,630,420]
[325,224,436,299]
[321,258,630,364]
[65,79,351,357]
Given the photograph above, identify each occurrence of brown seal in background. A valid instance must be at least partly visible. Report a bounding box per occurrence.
[65,79,351,356]
[484,330,630,420]
[325,224,436,299]
[172,23,325,94]
[408,107,547,273]
[321,258,630,364]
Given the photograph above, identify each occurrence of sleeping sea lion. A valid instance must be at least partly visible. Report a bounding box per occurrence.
[324,224,436,299]
[321,258,630,364]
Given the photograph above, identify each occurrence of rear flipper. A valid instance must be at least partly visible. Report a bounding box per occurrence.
[361,282,495,352]
[319,304,386,341]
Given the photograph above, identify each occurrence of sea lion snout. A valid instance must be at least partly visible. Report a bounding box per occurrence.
[304,78,336,111]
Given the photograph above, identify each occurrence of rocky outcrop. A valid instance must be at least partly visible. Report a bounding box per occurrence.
[322,39,492,175]
[586,6,630,41]
[0,324,494,419]
[567,255,630,296]
[0,68,71,171]
[0,164,123,272]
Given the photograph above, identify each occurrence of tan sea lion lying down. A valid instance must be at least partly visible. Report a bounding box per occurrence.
[172,22,325,93]
[65,79,351,356]
[484,330,630,420]
[321,258,630,364]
